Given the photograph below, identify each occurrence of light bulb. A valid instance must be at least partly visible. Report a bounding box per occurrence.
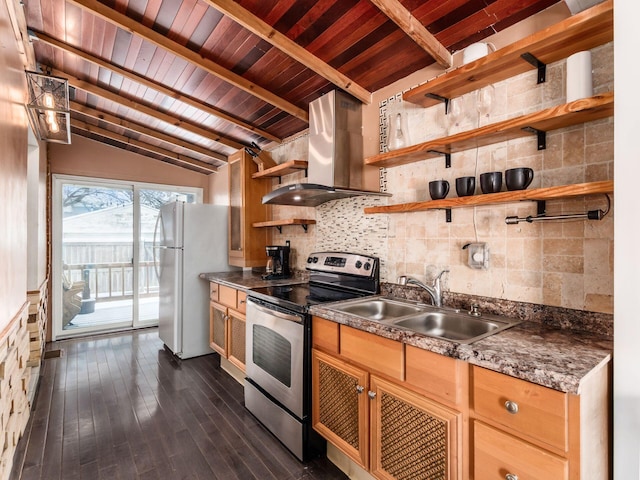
[43,91,55,109]
[48,121,60,134]
[45,110,56,125]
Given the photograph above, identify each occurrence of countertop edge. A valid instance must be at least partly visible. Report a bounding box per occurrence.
[200,271,308,291]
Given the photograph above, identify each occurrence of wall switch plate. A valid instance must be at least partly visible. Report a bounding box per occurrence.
[464,242,489,269]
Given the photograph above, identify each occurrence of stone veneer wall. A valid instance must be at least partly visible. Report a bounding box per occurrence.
[266,42,613,315]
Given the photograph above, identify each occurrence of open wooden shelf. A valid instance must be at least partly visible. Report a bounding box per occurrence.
[403,0,613,108]
[252,218,316,233]
[363,181,612,215]
[252,160,308,179]
[365,92,613,169]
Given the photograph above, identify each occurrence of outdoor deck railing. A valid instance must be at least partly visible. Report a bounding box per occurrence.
[64,261,158,302]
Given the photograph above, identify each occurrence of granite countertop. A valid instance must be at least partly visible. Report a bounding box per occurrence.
[309,297,612,395]
[199,270,308,290]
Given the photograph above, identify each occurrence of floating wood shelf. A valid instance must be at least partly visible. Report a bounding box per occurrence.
[252,160,308,179]
[365,92,613,169]
[363,181,613,215]
[252,218,316,233]
[402,0,613,108]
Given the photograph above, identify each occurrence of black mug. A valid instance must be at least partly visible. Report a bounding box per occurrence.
[429,180,450,200]
[455,176,476,197]
[505,167,534,191]
[480,172,502,194]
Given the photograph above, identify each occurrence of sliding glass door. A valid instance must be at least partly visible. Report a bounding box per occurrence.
[52,175,200,339]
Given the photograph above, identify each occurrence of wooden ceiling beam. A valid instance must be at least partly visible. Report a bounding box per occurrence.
[31,31,281,143]
[49,67,239,157]
[67,0,309,122]
[4,0,37,69]
[70,101,226,165]
[71,119,219,173]
[368,0,452,69]
[203,0,372,105]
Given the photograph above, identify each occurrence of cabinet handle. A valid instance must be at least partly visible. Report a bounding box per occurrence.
[355,385,364,394]
[505,400,519,414]
[505,474,519,480]
[368,391,376,399]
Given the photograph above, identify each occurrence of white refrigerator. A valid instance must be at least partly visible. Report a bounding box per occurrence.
[154,201,234,359]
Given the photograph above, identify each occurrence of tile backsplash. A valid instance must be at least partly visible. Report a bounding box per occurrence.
[266,42,614,315]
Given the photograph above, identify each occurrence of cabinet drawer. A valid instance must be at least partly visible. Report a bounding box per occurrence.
[312,316,339,354]
[340,326,403,381]
[405,345,466,407]
[236,291,247,314]
[210,282,220,302]
[472,366,568,451]
[218,285,237,309]
[474,421,568,480]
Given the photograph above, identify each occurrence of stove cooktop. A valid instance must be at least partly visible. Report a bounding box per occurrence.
[248,252,381,313]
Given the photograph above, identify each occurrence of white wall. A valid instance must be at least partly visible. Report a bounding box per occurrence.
[614,1,640,478]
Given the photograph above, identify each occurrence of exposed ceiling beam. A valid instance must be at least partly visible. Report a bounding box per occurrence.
[3,0,36,69]
[203,0,372,105]
[49,67,239,157]
[31,30,281,143]
[67,0,309,122]
[71,118,219,173]
[368,0,452,68]
[70,101,226,165]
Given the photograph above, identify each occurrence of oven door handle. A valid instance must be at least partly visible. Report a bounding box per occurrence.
[248,298,303,324]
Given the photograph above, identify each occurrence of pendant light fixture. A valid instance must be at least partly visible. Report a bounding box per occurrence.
[25,70,71,144]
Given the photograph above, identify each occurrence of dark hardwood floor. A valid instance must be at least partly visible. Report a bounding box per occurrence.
[11,328,347,480]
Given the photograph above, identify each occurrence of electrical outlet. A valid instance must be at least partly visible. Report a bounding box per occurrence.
[464,242,489,269]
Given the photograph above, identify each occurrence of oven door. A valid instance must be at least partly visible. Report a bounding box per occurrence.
[246,297,305,418]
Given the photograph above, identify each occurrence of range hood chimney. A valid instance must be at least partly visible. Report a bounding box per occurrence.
[262,90,390,207]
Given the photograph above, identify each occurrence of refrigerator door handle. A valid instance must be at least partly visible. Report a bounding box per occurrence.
[153,210,163,279]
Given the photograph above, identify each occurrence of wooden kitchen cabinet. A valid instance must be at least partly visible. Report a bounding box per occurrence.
[228,149,271,268]
[312,317,611,480]
[312,349,369,468]
[370,375,461,480]
[312,321,463,480]
[471,365,611,480]
[209,282,247,371]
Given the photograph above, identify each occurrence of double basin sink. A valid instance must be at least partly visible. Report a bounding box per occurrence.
[329,297,521,344]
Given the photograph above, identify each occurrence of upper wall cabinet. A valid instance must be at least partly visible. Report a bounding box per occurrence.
[228,149,271,268]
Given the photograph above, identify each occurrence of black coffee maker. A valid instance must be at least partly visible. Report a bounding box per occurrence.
[263,243,291,280]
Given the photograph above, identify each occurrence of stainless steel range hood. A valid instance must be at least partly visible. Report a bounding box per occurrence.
[262,90,390,207]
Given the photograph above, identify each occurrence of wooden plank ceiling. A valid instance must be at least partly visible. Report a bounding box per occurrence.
[24,0,561,173]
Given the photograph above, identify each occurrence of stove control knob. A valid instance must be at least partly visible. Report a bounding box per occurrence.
[307,256,313,263]
[363,262,371,271]
[355,260,363,269]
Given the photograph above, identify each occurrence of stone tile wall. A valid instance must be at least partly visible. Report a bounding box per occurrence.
[266,42,614,314]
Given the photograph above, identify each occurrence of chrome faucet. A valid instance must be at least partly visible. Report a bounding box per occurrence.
[397,270,449,307]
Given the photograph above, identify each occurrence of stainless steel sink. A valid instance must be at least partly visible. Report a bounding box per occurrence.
[391,311,519,344]
[330,298,425,321]
[328,297,521,344]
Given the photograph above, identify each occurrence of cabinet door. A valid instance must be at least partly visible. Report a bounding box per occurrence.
[210,282,220,302]
[227,150,270,267]
[312,349,369,469]
[209,302,227,357]
[228,152,244,260]
[227,310,246,372]
[474,421,568,480]
[370,375,462,480]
